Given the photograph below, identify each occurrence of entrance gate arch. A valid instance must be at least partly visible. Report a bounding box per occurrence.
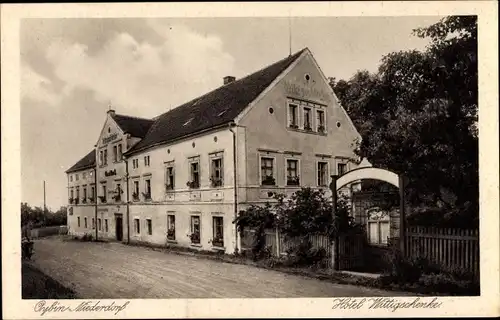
[329,165,407,271]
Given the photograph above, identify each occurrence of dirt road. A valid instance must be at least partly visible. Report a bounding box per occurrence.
[29,237,405,298]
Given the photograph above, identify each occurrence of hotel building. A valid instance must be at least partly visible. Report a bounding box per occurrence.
[65,48,363,253]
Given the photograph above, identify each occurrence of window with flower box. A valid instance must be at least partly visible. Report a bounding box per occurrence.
[165,161,175,191]
[132,180,140,201]
[84,217,87,228]
[260,156,276,186]
[212,216,224,247]
[190,215,201,244]
[303,108,312,131]
[98,218,102,231]
[209,152,223,188]
[187,156,200,189]
[77,217,81,227]
[143,179,151,200]
[316,110,326,133]
[286,159,300,186]
[105,219,108,232]
[337,163,347,176]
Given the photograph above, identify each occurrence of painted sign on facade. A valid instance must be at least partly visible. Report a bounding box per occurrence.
[283,80,328,102]
[102,133,118,145]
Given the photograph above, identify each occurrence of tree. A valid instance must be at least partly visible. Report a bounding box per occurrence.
[330,16,478,226]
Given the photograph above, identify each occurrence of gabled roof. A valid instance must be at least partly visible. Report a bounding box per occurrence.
[112,114,154,138]
[124,48,307,156]
[66,149,96,173]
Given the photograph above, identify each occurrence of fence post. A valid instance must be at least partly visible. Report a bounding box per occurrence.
[399,174,406,256]
[275,228,280,257]
[330,175,339,271]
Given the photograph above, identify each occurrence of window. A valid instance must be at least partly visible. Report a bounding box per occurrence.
[288,104,298,128]
[303,107,312,130]
[103,149,108,165]
[83,188,87,201]
[98,218,102,231]
[189,161,200,189]
[99,151,103,166]
[133,181,139,200]
[70,189,74,200]
[286,159,300,186]
[144,156,150,167]
[134,219,140,234]
[167,214,176,240]
[113,145,118,162]
[91,186,95,201]
[114,183,122,202]
[101,185,107,202]
[105,219,108,232]
[317,162,329,186]
[77,217,81,227]
[76,174,79,181]
[210,156,223,187]
[146,219,152,235]
[367,209,390,245]
[92,218,95,229]
[261,157,275,185]
[317,110,325,133]
[338,163,347,176]
[70,175,73,182]
[84,217,88,228]
[132,159,138,169]
[117,144,122,160]
[76,187,80,201]
[190,216,201,244]
[212,216,224,247]
[83,172,87,179]
[165,164,175,191]
[144,179,151,199]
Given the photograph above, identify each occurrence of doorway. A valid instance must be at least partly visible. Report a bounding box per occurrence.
[115,215,123,241]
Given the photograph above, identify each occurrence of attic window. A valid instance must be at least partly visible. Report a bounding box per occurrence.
[183,118,194,126]
[217,109,228,117]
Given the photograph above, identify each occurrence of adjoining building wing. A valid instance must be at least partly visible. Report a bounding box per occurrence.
[112,114,154,139]
[65,149,96,174]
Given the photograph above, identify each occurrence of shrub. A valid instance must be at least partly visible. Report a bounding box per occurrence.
[80,233,93,242]
[284,239,327,268]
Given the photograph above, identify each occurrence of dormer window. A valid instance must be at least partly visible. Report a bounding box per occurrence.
[183,118,194,126]
[217,109,228,117]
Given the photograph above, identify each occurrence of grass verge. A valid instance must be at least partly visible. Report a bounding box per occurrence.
[22,262,78,299]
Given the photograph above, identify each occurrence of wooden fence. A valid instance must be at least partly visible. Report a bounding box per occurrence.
[240,229,364,270]
[405,226,479,276]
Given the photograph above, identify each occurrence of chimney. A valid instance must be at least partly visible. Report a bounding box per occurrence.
[223,76,236,85]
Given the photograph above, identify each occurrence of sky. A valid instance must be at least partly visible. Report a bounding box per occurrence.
[20,16,443,210]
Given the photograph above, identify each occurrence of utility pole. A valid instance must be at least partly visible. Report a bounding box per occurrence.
[43,180,47,214]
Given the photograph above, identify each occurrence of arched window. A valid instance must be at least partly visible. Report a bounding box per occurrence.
[366,207,390,245]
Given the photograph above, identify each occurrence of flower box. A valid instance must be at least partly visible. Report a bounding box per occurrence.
[318,125,326,133]
[289,124,299,129]
[261,175,276,186]
[186,181,200,189]
[212,237,224,248]
[304,125,312,131]
[165,184,174,191]
[167,229,175,240]
[81,198,87,204]
[286,176,300,186]
[189,233,200,244]
[142,192,151,200]
[98,196,107,203]
[132,193,139,201]
[68,198,74,204]
[210,177,223,188]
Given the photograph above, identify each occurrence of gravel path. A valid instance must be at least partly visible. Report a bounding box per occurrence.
[29,237,404,299]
